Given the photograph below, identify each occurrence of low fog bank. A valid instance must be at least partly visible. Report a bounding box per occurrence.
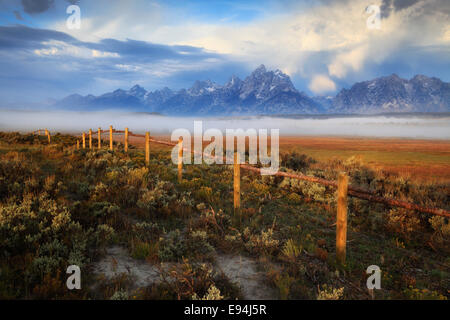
[0,110,449,139]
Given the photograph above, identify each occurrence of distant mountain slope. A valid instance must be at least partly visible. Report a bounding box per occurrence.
[54,67,449,115]
[153,65,324,115]
[56,87,148,111]
[54,65,322,115]
[331,74,450,114]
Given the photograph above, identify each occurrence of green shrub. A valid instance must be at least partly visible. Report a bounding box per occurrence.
[158,229,186,262]
[403,287,447,300]
[244,228,279,255]
[281,152,316,172]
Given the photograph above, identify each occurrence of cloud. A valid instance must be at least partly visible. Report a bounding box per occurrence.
[31,40,120,58]
[43,0,449,86]
[13,10,23,20]
[380,0,423,19]
[0,0,448,101]
[328,45,368,78]
[0,25,218,63]
[380,0,449,19]
[21,0,54,14]
[0,25,80,49]
[308,74,337,94]
[393,0,422,11]
[0,25,248,102]
[152,0,448,82]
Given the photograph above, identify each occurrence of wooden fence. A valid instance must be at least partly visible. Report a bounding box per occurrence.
[34,127,450,265]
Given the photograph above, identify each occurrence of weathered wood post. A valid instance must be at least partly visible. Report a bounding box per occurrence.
[124,127,129,153]
[336,172,349,265]
[109,125,113,151]
[233,152,241,214]
[177,137,183,182]
[45,129,50,143]
[145,132,150,166]
[98,127,101,149]
[82,132,86,149]
[89,129,92,150]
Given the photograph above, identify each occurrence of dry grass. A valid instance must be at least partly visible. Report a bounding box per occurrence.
[109,135,450,184]
[280,136,450,184]
[1,131,449,300]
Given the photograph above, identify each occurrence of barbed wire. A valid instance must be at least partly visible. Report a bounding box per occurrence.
[31,127,450,218]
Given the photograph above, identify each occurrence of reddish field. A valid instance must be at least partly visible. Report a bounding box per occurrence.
[278,136,450,183]
[115,135,450,184]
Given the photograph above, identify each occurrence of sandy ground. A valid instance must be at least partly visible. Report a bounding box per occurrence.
[92,246,160,289]
[215,254,276,300]
[92,245,277,299]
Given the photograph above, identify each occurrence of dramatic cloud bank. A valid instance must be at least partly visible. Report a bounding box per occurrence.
[0,0,448,105]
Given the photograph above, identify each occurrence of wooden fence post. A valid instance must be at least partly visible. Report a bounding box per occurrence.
[98,127,101,149]
[177,137,183,182]
[145,132,150,166]
[82,132,86,149]
[89,129,92,150]
[234,152,240,214]
[109,125,113,151]
[336,172,349,265]
[77,140,79,150]
[125,127,129,153]
[45,129,50,144]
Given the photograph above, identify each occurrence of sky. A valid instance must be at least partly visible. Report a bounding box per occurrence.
[0,0,449,105]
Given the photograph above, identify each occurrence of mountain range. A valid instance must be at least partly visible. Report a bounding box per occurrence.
[54,65,450,115]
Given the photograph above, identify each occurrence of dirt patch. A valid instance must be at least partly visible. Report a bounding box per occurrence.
[92,247,278,299]
[215,254,277,300]
[92,246,160,289]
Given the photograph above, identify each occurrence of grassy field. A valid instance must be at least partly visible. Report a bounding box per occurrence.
[123,135,450,183]
[278,137,450,183]
[0,132,448,300]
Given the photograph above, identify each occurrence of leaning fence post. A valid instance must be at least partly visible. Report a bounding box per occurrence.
[89,129,92,150]
[82,132,86,149]
[145,132,150,166]
[336,172,349,265]
[109,125,113,151]
[177,137,183,182]
[125,127,129,152]
[234,152,240,214]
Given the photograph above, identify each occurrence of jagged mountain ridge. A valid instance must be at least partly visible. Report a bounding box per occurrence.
[54,65,323,115]
[331,74,450,114]
[55,66,450,115]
